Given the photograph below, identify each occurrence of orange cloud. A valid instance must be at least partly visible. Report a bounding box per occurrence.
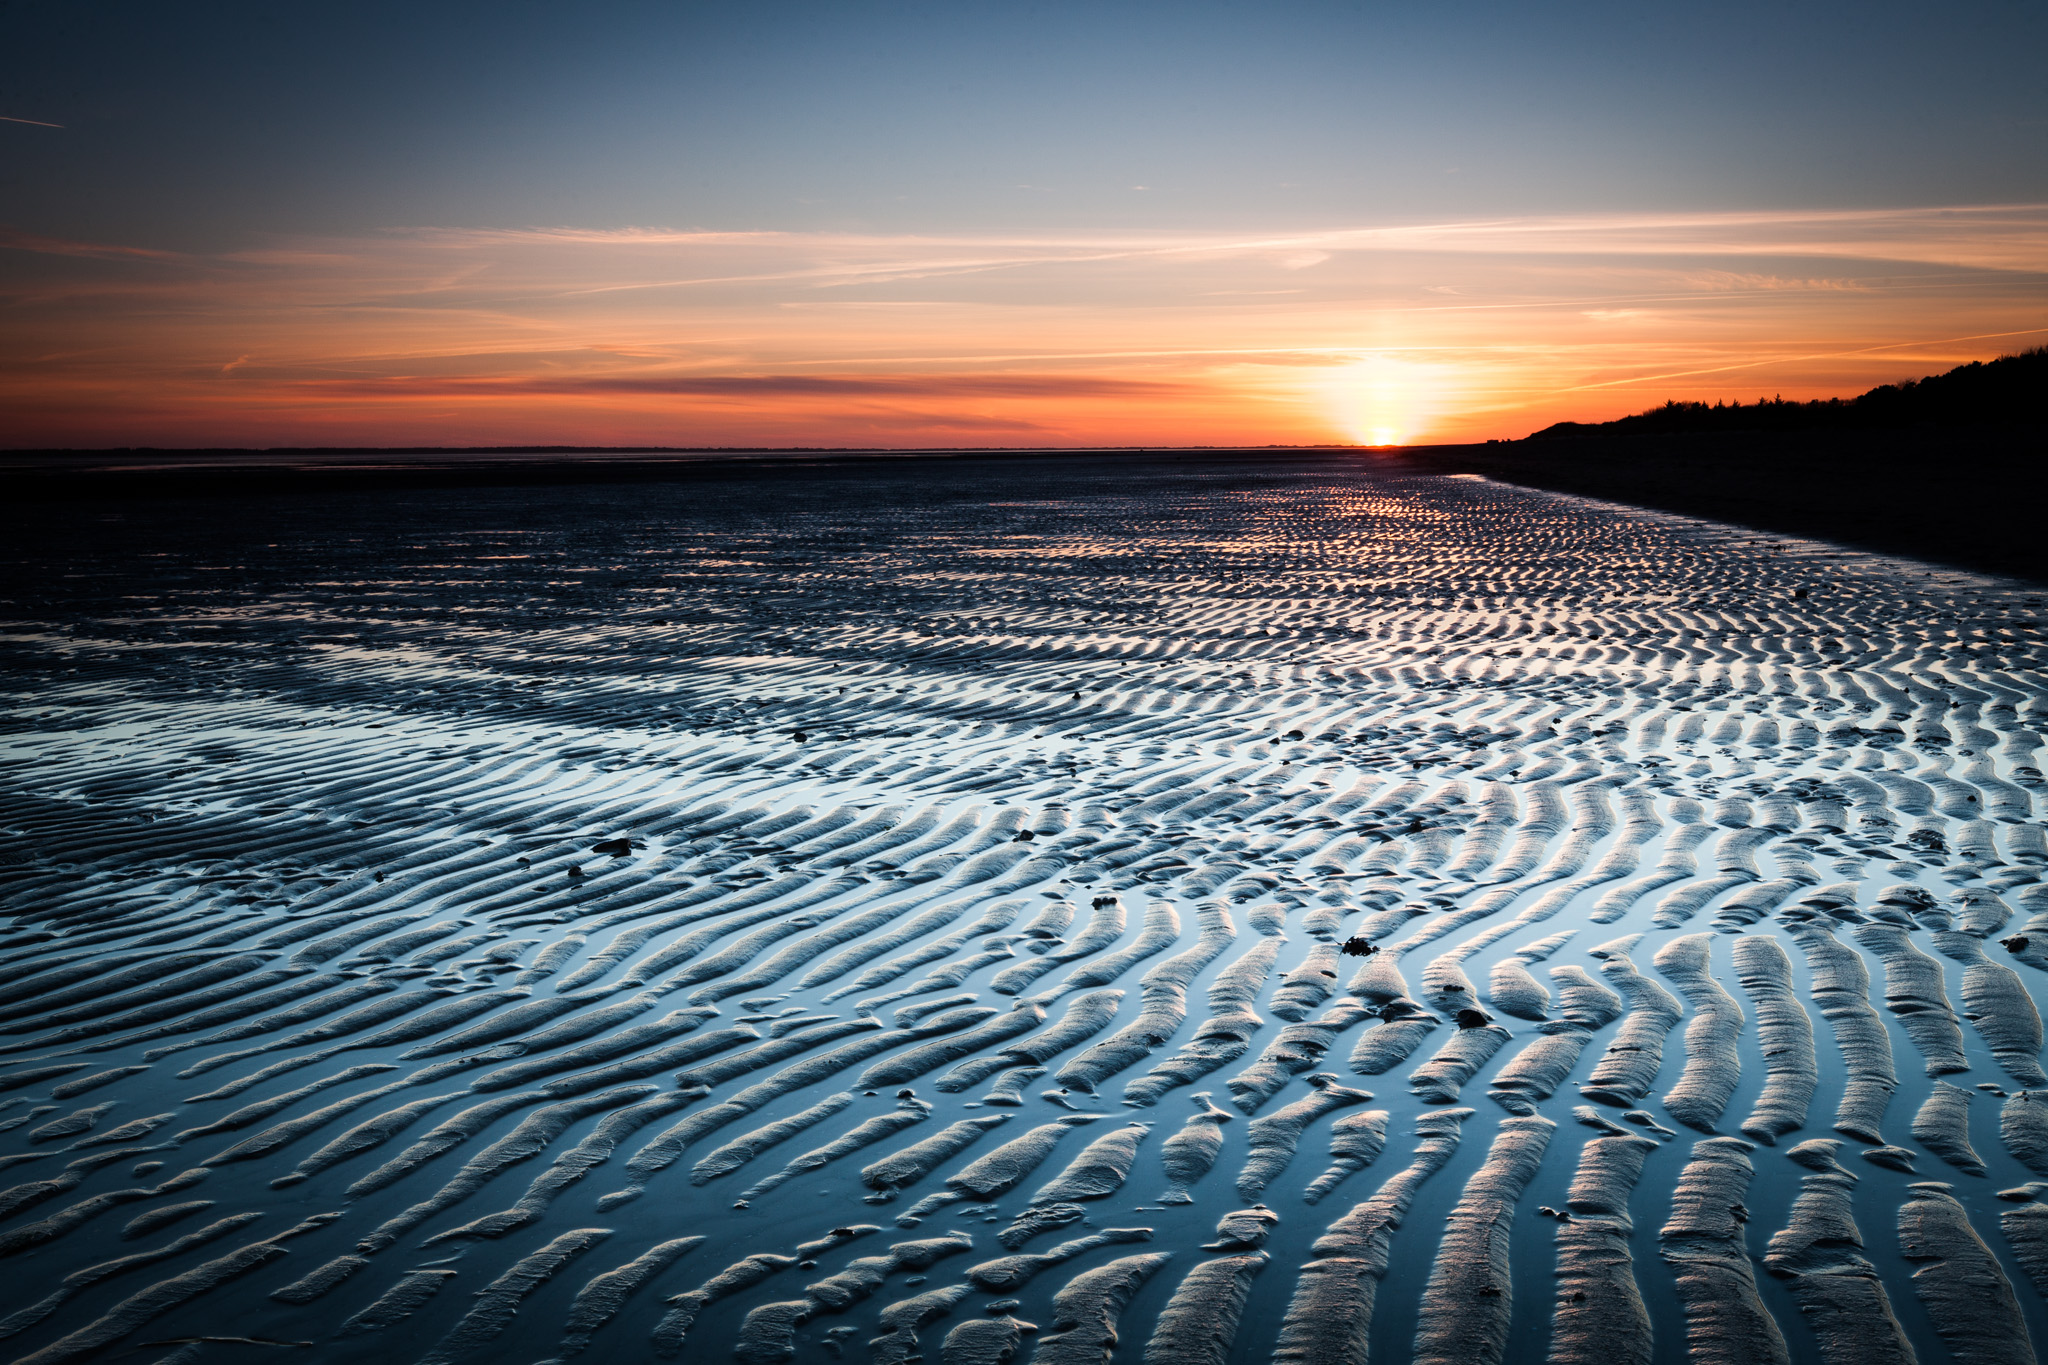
[3,204,2044,447]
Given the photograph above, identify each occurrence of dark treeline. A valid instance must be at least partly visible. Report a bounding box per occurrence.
[1528,346,2046,439]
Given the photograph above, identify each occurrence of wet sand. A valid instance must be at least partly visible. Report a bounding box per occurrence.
[1418,429,2048,581]
[0,452,2044,1363]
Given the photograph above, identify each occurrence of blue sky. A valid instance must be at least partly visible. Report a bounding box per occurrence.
[11,0,2045,245]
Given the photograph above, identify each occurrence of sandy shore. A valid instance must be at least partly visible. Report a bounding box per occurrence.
[0,453,2043,1363]
[1418,428,2048,581]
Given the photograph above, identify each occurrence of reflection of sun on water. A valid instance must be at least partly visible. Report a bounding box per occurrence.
[1323,356,1441,446]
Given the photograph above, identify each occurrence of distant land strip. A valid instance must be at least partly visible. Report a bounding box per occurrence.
[1525,347,2046,439]
[1420,348,2047,584]
[2,350,2041,580]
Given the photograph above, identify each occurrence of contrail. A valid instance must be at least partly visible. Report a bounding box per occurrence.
[0,115,64,128]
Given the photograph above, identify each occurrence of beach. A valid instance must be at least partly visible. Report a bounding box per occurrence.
[0,452,2043,1364]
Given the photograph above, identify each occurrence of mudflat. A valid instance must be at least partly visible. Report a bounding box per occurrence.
[0,453,2043,1363]
[1416,427,2048,581]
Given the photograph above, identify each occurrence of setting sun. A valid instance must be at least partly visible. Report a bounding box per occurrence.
[1323,355,1447,446]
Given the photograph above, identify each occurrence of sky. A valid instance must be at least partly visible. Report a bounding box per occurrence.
[3,0,2046,448]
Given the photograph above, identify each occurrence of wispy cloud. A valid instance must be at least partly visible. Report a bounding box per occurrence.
[397,203,2048,286]
[285,373,1194,399]
[0,228,179,261]
[3,204,2044,447]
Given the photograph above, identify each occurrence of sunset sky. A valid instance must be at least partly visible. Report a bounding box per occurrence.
[5,0,2045,449]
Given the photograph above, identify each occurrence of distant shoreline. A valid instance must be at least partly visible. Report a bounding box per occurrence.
[0,443,1375,494]
[1416,428,2048,585]
[3,434,2043,585]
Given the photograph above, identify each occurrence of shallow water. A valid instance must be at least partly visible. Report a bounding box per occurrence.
[0,454,2044,1365]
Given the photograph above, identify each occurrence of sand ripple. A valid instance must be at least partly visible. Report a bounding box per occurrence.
[0,459,2042,1361]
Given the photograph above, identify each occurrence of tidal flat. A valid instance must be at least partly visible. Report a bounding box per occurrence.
[0,452,2044,1364]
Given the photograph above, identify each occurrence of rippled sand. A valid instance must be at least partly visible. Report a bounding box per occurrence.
[1,456,2044,1364]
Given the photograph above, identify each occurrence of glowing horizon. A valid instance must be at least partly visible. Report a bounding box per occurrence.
[4,2,2044,451]
[4,203,2044,449]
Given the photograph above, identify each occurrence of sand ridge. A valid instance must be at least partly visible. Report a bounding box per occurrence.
[0,456,2043,1362]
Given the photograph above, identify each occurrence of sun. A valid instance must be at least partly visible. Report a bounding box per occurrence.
[1323,355,1441,446]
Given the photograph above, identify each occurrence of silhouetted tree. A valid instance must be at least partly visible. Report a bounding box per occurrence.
[1527,347,2045,439]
